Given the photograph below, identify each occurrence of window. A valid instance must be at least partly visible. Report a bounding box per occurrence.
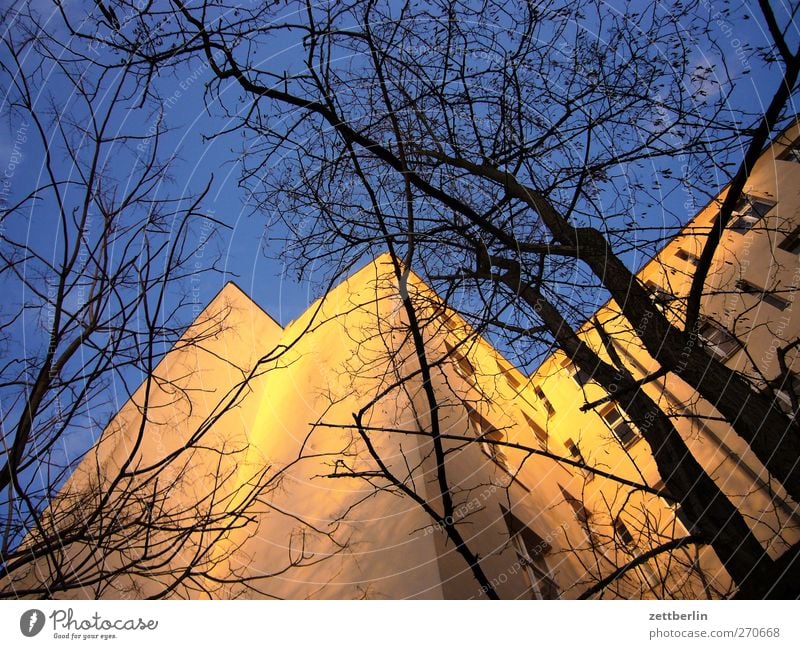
[499,362,521,389]
[614,518,661,594]
[500,505,559,600]
[771,373,800,416]
[465,404,509,471]
[614,514,661,592]
[614,518,635,547]
[644,280,677,307]
[534,386,555,418]
[697,319,742,361]
[521,410,548,447]
[638,560,662,591]
[441,315,459,333]
[735,279,790,311]
[563,360,593,387]
[559,485,592,536]
[600,404,639,447]
[445,341,475,380]
[778,136,800,163]
[778,225,800,254]
[729,195,775,233]
[653,481,695,533]
[675,248,700,266]
[480,430,509,469]
[564,438,592,480]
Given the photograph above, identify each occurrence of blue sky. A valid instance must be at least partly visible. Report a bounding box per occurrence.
[0,0,797,539]
[1,0,797,352]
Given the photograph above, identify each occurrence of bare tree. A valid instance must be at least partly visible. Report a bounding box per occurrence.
[309,246,740,599]
[68,0,799,487]
[10,0,800,597]
[0,7,345,598]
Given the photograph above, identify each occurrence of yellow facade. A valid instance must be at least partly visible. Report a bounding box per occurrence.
[8,125,800,600]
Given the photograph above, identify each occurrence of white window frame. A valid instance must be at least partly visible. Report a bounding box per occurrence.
[511,534,557,600]
[697,318,742,361]
[502,506,559,600]
[675,248,700,266]
[778,136,800,163]
[600,404,639,447]
[729,195,775,233]
[771,373,800,416]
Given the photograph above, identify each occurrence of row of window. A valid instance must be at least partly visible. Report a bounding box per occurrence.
[735,278,791,310]
[461,385,686,596]
[672,197,798,257]
[542,362,641,448]
[674,227,799,265]
[728,195,774,233]
[464,403,510,470]
[444,311,750,446]
[466,393,638,488]
[682,321,799,410]
[645,275,791,316]
[502,499,669,597]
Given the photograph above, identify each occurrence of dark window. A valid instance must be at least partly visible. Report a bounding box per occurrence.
[534,386,555,418]
[697,319,742,361]
[654,481,696,534]
[521,410,548,447]
[778,225,800,254]
[564,361,593,387]
[564,438,593,481]
[445,341,475,379]
[600,405,639,447]
[465,404,509,471]
[499,363,521,389]
[480,430,509,469]
[729,195,775,233]
[638,560,662,590]
[644,280,677,307]
[778,136,800,163]
[735,279,790,311]
[500,506,559,600]
[614,519,635,547]
[559,485,592,534]
[565,438,584,462]
[441,315,459,332]
[675,248,700,266]
[574,367,593,386]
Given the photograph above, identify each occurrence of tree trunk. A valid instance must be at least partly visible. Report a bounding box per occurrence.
[495,267,773,595]
[578,229,800,503]
[619,386,772,596]
[675,344,800,503]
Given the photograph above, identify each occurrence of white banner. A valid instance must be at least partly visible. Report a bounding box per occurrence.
[1,600,798,648]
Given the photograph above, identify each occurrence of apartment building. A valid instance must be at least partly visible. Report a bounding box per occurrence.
[7,124,800,600]
[526,120,800,573]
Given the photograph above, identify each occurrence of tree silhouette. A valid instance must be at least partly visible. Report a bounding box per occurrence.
[3,0,799,598]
